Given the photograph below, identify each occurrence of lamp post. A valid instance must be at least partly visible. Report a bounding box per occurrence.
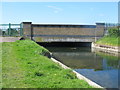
[116,23,119,34]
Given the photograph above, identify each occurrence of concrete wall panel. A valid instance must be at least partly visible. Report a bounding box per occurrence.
[33,27,96,36]
[22,22,105,42]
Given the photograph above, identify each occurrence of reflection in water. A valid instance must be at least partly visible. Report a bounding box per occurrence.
[75,69,118,88]
[46,47,120,88]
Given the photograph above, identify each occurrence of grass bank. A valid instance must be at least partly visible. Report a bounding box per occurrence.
[96,36,119,47]
[2,40,93,88]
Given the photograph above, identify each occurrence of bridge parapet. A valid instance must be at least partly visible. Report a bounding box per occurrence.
[22,22,105,42]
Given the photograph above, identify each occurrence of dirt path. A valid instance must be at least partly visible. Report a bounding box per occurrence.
[0,37,21,42]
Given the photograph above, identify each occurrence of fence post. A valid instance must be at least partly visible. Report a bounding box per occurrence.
[20,23,23,36]
[8,23,11,36]
[118,24,120,36]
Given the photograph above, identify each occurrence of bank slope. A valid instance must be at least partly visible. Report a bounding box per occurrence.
[2,40,93,88]
[96,36,119,47]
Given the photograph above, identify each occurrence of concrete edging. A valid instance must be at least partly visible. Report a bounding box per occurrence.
[51,57,105,89]
[92,42,119,53]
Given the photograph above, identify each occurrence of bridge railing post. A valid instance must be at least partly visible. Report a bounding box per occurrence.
[20,23,23,36]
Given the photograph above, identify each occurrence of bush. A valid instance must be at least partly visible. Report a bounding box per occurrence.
[108,28,120,37]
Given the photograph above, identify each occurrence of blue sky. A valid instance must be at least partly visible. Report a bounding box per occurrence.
[2,2,118,24]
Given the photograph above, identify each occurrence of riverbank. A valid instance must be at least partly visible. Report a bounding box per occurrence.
[92,36,119,53]
[92,43,119,53]
[2,40,94,88]
[96,36,119,47]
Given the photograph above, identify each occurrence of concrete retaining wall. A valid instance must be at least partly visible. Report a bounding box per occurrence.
[92,42,119,53]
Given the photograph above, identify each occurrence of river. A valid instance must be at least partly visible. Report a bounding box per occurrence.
[44,46,120,88]
[38,42,119,88]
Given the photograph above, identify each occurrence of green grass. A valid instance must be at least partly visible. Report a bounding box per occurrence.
[96,36,119,46]
[2,40,94,88]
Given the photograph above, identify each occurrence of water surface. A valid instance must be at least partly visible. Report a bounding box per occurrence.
[46,47,120,88]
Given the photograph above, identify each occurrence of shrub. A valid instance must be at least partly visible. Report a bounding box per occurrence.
[108,27,120,37]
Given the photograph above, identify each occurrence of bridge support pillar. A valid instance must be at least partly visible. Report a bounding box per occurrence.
[95,23,105,42]
[21,22,32,39]
[96,23,105,36]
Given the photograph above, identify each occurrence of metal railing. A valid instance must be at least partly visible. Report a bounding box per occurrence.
[0,23,23,37]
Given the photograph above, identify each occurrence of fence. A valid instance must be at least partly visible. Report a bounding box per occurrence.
[0,23,23,36]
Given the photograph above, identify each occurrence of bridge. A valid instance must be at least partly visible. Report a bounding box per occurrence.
[0,22,105,43]
[22,22,105,43]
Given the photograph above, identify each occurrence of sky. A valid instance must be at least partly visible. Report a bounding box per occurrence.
[1,2,118,25]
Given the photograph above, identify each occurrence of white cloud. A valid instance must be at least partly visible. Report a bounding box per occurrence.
[47,6,63,13]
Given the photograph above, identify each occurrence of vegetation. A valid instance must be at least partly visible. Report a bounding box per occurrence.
[2,40,93,88]
[2,28,19,36]
[108,27,120,37]
[96,36,119,46]
[96,27,120,46]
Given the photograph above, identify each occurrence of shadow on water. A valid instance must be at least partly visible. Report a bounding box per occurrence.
[37,42,120,89]
[37,42,92,47]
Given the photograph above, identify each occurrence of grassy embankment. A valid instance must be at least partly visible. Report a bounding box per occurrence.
[96,36,119,47]
[96,27,120,47]
[2,40,93,88]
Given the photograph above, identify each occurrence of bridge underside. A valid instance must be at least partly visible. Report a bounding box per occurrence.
[37,42,92,47]
[32,36,102,42]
